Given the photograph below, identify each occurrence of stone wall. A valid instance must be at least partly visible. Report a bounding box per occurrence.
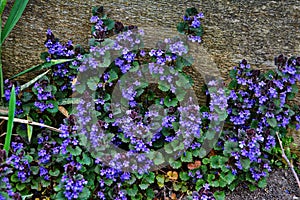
[2,0,300,81]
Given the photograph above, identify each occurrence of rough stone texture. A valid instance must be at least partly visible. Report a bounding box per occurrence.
[2,0,300,81]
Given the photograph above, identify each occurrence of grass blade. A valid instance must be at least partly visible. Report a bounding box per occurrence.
[0,18,3,99]
[20,69,50,91]
[1,0,29,44]
[26,115,33,142]
[4,85,16,155]
[10,59,74,79]
[0,0,7,16]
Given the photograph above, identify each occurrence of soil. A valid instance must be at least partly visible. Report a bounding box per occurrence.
[226,167,300,200]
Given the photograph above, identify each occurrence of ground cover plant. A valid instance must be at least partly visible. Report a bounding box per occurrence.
[0,5,299,200]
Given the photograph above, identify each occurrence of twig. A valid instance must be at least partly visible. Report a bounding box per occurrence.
[0,116,62,133]
[276,132,300,190]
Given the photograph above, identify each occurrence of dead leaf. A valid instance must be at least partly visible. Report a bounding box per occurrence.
[71,77,77,86]
[167,171,178,180]
[187,160,201,170]
[58,106,69,118]
[170,193,177,200]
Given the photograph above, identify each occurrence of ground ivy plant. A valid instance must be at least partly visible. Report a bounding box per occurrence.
[0,5,299,200]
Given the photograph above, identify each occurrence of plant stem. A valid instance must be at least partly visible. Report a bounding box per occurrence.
[0,116,63,133]
[276,132,300,190]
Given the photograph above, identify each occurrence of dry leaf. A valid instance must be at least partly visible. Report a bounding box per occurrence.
[167,171,178,180]
[170,193,177,200]
[187,160,201,170]
[58,106,69,118]
[71,77,77,86]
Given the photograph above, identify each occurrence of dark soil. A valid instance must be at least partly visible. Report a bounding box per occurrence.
[226,167,300,200]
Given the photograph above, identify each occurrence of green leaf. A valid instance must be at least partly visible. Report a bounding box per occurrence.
[1,0,29,44]
[46,100,59,113]
[30,166,39,175]
[164,96,178,107]
[179,171,190,181]
[170,160,182,169]
[181,151,193,163]
[78,187,91,200]
[22,194,33,200]
[202,158,210,164]
[228,180,239,191]
[10,59,74,79]
[146,188,155,199]
[156,174,165,187]
[87,76,100,91]
[185,7,198,16]
[291,84,298,94]
[127,175,136,185]
[139,183,149,190]
[173,182,182,191]
[58,98,80,105]
[67,146,82,156]
[21,92,33,102]
[213,191,225,200]
[258,177,267,188]
[108,69,118,82]
[210,156,220,169]
[144,172,155,184]
[240,158,251,170]
[11,173,19,182]
[210,155,228,169]
[195,179,205,191]
[177,22,188,34]
[153,152,164,165]
[75,83,86,94]
[158,82,170,92]
[249,184,257,191]
[16,183,26,191]
[250,120,258,129]
[224,173,235,185]
[4,85,16,155]
[20,70,50,91]
[49,169,60,177]
[77,153,91,165]
[267,118,277,128]
[223,141,239,155]
[229,69,237,79]
[210,180,219,187]
[127,185,138,197]
[164,143,173,154]
[228,80,237,89]
[103,18,115,30]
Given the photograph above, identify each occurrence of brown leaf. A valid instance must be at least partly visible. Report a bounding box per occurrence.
[58,106,69,118]
[170,193,177,200]
[187,160,201,170]
[167,171,178,180]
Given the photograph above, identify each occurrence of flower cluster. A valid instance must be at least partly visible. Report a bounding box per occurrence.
[44,29,79,94]
[61,162,87,200]
[6,141,31,183]
[3,79,23,115]
[32,77,56,112]
[177,7,204,43]
[192,183,215,200]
